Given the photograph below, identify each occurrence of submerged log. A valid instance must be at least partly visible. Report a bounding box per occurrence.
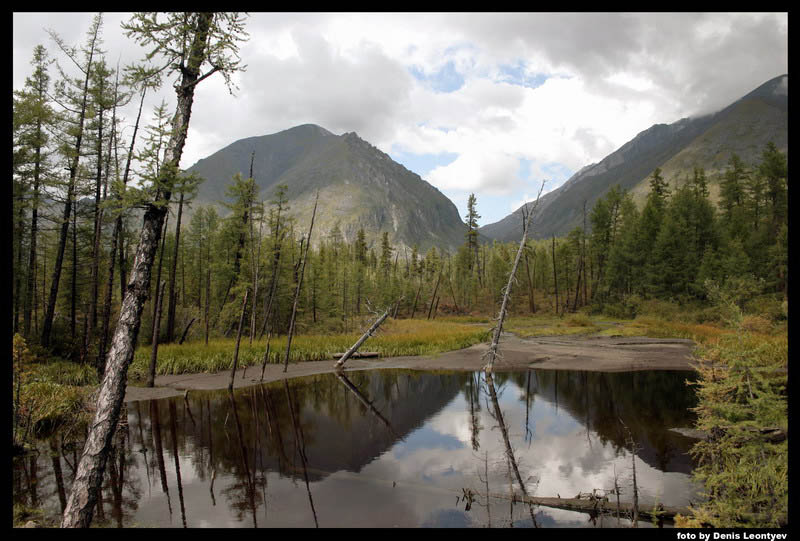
[492,492,690,521]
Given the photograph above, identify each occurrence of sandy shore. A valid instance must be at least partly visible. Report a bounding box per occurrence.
[124,334,697,403]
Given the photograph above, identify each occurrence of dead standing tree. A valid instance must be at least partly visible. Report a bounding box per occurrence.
[483,181,545,373]
[61,12,248,528]
[282,191,319,373]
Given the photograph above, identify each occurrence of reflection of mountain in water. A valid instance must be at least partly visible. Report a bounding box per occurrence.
[508,370,698,474]
[14,369,701,528]
[163,370,466,484]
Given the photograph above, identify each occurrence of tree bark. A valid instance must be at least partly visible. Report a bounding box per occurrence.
[61,12,215,528]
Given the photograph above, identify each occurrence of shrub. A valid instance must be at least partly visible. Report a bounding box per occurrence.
[739,315,772,335]
[744,295,785,322]
[565,313,592,327]
[602,294,641,319]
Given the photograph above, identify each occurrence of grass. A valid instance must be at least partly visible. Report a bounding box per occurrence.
[13,335,96,446]
[129,318,491,379]
[503,313,604,337]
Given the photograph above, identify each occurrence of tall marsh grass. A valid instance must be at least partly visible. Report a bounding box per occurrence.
[129,318,490,379]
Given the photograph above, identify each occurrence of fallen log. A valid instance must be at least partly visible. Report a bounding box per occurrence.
[332,351,380,359]
[492,491,690,521]
[668,425,787,443]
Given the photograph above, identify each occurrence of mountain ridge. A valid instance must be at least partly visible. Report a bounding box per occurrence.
[478,74,788,242]
[185,124,469,253]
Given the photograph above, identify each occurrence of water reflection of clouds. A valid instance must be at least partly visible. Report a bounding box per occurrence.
[373,377,699,511]
[18,370,701,527]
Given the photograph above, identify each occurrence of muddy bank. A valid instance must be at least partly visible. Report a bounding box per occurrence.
[124,334,696,403]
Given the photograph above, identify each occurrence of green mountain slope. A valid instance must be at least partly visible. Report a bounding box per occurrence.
[185,124,468,252]
[479,74,788,241]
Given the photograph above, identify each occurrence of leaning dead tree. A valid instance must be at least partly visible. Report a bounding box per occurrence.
[333,299,400,370]
[483,181,545,372]
[61,13,248,528]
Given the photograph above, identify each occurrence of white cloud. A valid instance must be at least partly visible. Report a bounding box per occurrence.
[13,12,788,219]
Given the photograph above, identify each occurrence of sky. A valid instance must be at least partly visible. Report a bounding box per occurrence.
[13,12,788,225]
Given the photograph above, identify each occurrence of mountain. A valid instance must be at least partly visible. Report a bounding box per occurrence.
[185,124,468,253]
[479,74,788,242]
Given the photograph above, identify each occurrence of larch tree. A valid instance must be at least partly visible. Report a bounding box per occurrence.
[61,12,248,528]
[41,14,103,348]
[14,44,55,339]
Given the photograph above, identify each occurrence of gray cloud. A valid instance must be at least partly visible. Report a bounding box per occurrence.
[14,12,788,191]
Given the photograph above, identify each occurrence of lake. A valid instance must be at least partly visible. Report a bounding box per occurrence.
[13,368,701,528]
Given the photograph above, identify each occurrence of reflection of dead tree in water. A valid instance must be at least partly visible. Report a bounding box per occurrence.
[227,390,259,527]
[334,371,398,438]
[150,401,172,518]
[134,402,152,497]
[620,419,641,527]
[485,372,540,527]
[524,370,535,446]
[206,397,216,507]
[468,372,482,452]
[168,401,187,528]
[284,380,319,528]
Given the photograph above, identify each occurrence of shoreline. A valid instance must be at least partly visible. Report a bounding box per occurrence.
[124,334,697,402]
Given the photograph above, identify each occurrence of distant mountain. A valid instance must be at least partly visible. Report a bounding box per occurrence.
[185,124,468,253]
[479,74,788,242]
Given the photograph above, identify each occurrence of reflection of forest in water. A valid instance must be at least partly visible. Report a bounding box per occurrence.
[13,369,698,527]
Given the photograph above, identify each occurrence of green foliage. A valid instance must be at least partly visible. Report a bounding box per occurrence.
[687,333,787,526]
[601,294,642,319]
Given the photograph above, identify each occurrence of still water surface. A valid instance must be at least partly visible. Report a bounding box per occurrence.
[14,369,701,527]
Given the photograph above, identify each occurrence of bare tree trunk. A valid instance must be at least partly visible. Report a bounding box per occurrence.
[178,317,196,345]
[483,183,544,373]
[282,192,318,373]
[426,264,443,320]
[61,13,216,528]
[445,260,460,313]
[151,212,169,343]
[166,190,185,342]
[228,288,249,391]
[147,281,166,388]
[410,273,423,319]
[334,305,392,370]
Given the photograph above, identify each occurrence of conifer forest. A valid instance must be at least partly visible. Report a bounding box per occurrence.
[12,12,787,530]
